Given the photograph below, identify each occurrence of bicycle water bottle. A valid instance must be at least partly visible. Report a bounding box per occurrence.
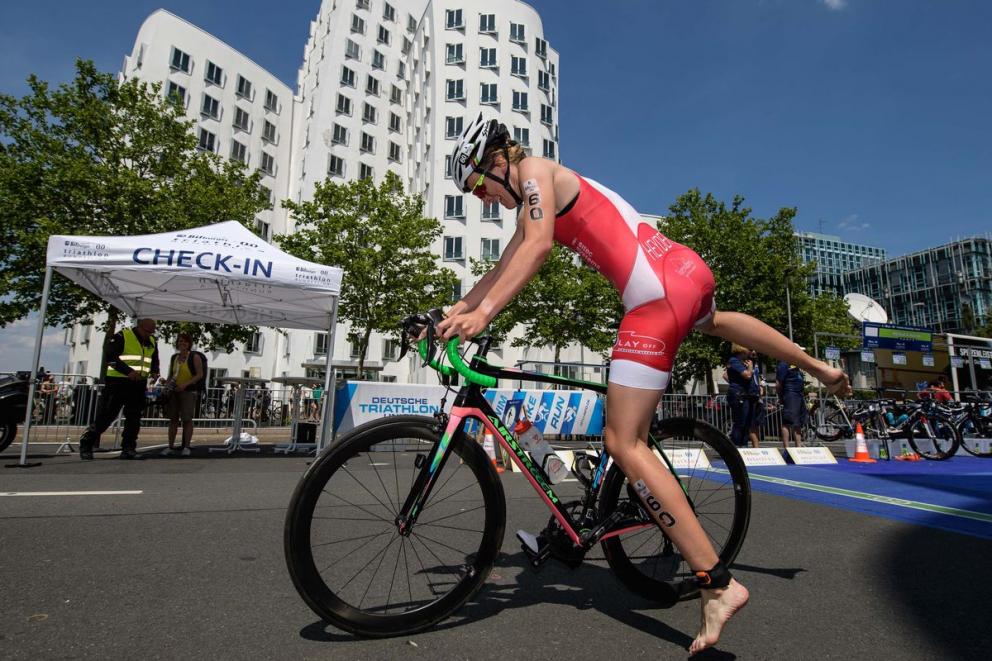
[514,418,568,484]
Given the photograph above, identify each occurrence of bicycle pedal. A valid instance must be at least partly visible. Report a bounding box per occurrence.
[516,529,551,569]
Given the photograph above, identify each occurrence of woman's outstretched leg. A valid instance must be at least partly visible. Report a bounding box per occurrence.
[604,382,749,655]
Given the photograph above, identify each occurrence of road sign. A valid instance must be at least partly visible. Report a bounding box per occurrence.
[892,352,907,366]
[825,346,841,360]
[861,350,875,363]
[862,322,932,353]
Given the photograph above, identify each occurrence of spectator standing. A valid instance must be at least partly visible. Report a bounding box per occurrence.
[776,356,808,448]
[78,318,159,460]
[726,344,757,448]
[748,351,767,446]
[162,333,205,457]
[310,384,324,421]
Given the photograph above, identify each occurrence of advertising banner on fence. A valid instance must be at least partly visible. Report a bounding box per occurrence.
[332,382,605,437]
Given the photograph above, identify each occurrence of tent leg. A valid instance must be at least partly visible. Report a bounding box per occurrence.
[7,267,52,469]
[317,300,339,454]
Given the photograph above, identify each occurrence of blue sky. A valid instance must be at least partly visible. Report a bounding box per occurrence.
[1,0,990,369]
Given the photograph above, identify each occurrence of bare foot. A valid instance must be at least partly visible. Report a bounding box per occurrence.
[689,579,749,656]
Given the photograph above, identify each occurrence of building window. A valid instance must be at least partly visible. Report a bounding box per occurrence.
[444,236,464,261]
[388,142,401,162]
[445,116,463,138]
[264,89,279,113]
[445,155,453,178]
[479,13,496,33]
[383,338,400,361]
[345,38,361,60]
[258,151,275,176]
[397,60,406,79]
[540,103,553,125]
[450,281,462,304]
[244,332,261,353]
[170,47,191,73]
[255,219,270,242]
[512,90,528,111]
[446,79,464,101]
[511,55,527,77]
[480,83,497,105]
[366,74,380,96]
[356,0,370,9]
[260,185,273,209]
[328,154,345,177]
[372,50,385,70]
[230,140,247,163]
[336,94,352,115]
[543,139,556,160]
[362,102,377,124]
[480,47,496,68]
[510,22,525,43]
[538,70,551,91]
[166,81,186,106]
[482,200,501,221]
[233,77,252,103]
[200,93,220,119]
[360,132,375,153]
[402,36,412,55]
[204,61,223,86]
[332,123,348,145]
[445,9,463,29]
[341,66,356,88]
[514,126,530,147]
[481,238,501,261]
[383,2,396,22]
[445,196,464,219]
[446,43,464,64]
[535,37,548,59]
[262,120,277,144]
[378,25,391,45]
[315,332,328,356]
[359,162,374,180]
[197,128,216,152]
[407,13,417,32]
[388,112,401,132]
[352,14,366,34]
[390,84,402,104]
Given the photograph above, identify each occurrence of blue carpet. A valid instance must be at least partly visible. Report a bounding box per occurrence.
[744,456,992,539]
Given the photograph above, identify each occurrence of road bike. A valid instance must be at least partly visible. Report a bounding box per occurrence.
[944,392,992,458]
[284,312,751,637]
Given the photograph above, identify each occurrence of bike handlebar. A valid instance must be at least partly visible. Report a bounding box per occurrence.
[418,337,497,388]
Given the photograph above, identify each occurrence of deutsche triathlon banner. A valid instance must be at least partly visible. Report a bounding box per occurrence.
[331,382,605,437]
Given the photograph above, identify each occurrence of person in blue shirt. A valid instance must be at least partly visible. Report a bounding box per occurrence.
[776,353,808,447]
[726,344,759,447]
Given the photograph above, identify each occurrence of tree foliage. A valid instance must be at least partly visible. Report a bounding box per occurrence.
[0,59,270,351]
[660,189,856,388]
[471,244,622,366]
[279,172,458,376]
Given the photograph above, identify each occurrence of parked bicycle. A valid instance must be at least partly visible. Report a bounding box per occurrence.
[946,391,992,458]
[283,312,751,637]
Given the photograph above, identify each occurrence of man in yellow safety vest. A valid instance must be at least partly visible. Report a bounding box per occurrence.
[79,318,160,460]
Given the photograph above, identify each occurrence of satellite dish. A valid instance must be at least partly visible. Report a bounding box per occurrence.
[844,293,888,323]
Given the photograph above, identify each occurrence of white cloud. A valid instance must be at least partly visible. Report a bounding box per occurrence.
[837,214,871,232]
[821,0,847,10]
[0,314,69,374]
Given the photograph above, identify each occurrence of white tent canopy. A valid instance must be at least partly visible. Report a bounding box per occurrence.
[46,220,341,330]
[14,221,344,466]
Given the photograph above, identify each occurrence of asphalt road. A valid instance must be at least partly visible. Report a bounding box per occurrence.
[1,448,990,660]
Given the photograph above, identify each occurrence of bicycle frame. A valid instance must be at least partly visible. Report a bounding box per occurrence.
[396,360,658,548]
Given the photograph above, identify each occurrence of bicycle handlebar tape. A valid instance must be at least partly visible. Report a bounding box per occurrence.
[417,339,455,377]
[445,339,497,388]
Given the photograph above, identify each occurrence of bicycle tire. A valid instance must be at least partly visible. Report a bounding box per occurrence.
[599,417,751,603]
[812,400,847,442]
[957,416,992,458]
[284,415,505,637]
[906,415,961,460]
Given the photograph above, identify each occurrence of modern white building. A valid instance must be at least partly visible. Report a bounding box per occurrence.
[65,2,585,386]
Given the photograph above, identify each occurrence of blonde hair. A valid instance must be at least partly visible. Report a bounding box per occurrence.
[730,343,750,355]
[480,141,527,170]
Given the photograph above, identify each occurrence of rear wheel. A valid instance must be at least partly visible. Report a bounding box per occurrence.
[284,415,505,637]
[813,399,849,442]
[907,415,960,460]
[599,417,751,603]
[958,415,992,458]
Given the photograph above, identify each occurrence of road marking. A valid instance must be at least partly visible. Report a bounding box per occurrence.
[0,491,144,497]
[719,469,992,524]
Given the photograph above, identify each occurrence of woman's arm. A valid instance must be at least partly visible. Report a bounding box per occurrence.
[447,221,525,317]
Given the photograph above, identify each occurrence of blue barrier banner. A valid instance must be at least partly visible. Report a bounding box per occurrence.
[863,322,932,352]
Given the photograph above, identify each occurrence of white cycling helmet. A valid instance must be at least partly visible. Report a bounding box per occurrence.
[449,112,520,203]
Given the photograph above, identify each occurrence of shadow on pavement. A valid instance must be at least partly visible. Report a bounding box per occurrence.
[730,562,806,580]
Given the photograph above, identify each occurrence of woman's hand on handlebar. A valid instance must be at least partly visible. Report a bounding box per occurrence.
[437,309,488,343]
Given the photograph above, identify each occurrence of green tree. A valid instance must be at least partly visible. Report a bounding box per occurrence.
[471,244,622,371]
[279,172,458,377]
[660,189,855,389]
[0,59,270,360]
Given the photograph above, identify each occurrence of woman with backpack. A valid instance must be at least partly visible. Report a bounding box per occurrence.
[162,333,205,457]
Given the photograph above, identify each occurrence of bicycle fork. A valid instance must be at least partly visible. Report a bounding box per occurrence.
[395,412,460,536]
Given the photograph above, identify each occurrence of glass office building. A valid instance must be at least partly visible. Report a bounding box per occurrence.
[796,232,886,296]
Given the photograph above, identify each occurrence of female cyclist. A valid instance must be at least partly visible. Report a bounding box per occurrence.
[436,113,851,655]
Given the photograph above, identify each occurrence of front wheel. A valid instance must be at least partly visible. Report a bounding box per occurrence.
[284,415,506,637]
[599,417,751,603]
[906,415,960,460]
[957,415,992,458]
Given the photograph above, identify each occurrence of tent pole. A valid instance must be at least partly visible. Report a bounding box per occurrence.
[317,298,339,452]
[9,267,53,468]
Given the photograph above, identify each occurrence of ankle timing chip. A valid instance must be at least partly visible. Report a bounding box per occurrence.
[694,559,732,590]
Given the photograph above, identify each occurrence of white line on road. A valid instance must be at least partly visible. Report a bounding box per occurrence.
[0,491,144,497]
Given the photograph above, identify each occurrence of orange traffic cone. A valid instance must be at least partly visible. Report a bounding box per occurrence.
[483,433,504,473]
[849,422,876,463]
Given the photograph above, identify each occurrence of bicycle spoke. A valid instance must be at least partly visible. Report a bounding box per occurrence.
[321,488,393,524]
[366,453,399,517]
[418,502,487,527]
[358,535,400,610]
